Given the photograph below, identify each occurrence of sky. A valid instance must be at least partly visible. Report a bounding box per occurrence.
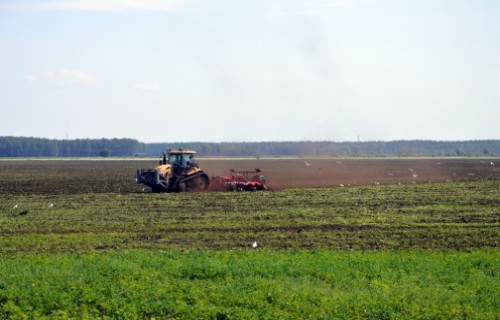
[0,0,499,143]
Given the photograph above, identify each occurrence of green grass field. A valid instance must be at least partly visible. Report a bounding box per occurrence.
[1,250,498,319]
[0,159,499,319]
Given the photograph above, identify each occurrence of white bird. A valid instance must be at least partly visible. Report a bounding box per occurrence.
[304,161,312,167]
[412,174,418,178]
[339,184,344,187]
[252,241,258,248]
[13,204,18,209]
[491,162,495,166]
[408,168,414,172]
[48,203,54,208]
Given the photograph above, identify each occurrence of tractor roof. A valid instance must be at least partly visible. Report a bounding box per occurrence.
[166,149,196,155]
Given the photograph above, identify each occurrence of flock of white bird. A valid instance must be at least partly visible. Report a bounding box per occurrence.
[302,159,497,187]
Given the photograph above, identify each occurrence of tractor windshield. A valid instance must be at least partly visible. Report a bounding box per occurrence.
[183,154,194,166]
[167,153,181,165]
[167,153,195,167]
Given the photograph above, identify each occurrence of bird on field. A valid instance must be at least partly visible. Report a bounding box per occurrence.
[491,162,495,166]
[412,174,418,178]
[48,203,54,208]
[13,204,18,209]
[252,241,258,248]
[304,161,312,167]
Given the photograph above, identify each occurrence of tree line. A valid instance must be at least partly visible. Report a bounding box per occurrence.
[0,137,143,157]
[146,140,500,157]
[0,137,499,157]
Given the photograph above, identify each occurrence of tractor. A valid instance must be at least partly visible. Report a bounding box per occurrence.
[136,149,210,192]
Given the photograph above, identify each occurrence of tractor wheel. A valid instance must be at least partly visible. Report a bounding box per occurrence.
[178,182,187,192]
[194,175,209,191]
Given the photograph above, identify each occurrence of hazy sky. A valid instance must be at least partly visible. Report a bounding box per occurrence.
[1,0,499,142]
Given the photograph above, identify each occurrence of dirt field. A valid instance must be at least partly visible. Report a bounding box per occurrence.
[203,157,500,189]
[0,157,498,194]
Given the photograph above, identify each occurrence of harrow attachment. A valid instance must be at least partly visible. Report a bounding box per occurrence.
[211,169,268,192]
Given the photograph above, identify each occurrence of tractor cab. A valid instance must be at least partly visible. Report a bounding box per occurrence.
[160,149,197,173]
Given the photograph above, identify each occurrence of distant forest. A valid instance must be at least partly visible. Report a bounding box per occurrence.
[0,137,499,158]
[0,137,142,157]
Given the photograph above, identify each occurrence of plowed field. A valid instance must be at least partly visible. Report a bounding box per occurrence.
[0,158,498,253]
[0,157,498,194]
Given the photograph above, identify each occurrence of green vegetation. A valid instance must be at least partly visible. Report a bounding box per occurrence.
[1,181,498,253]
[1,250,498,319]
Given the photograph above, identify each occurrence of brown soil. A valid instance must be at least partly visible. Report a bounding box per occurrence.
[201,158,499,190]
[0,158,498,195]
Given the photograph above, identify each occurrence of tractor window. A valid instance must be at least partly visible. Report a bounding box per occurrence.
[183,154,193,166]
[168,154,181,165]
